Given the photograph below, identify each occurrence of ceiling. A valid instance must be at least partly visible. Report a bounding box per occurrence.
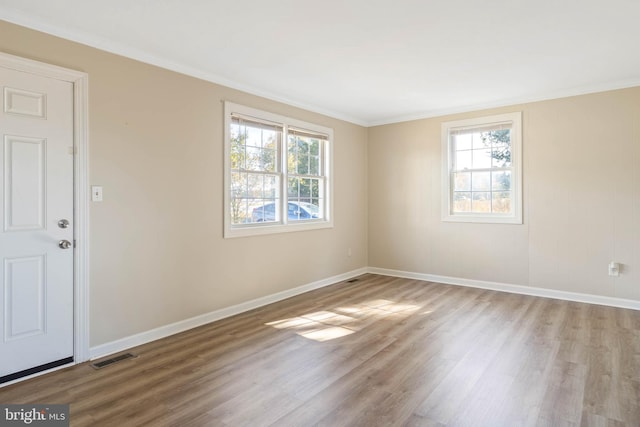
[1,0,639,126]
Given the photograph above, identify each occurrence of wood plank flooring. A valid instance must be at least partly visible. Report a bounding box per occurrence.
[1,274,639,426]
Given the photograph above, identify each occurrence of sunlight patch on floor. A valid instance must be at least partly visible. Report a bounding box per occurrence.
[299,326,355,342]
[265,299,423,342]
[266,317,315,329]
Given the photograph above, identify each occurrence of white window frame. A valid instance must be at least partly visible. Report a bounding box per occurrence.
[224,102,333,238]
[441,112,522,224]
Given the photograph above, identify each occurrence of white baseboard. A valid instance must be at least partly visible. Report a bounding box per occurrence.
[367,267,640,311]
[90,265,640,360]
[89,267,368,360]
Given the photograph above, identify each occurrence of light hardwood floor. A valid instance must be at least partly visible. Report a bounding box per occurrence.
[1,274,639,426]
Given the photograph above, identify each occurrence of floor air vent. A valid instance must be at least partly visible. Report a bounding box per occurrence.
[347,278,360,283]
[91,353,137,370]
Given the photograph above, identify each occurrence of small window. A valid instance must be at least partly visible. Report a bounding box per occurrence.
[441,112,522,224]
[224,102,333,238]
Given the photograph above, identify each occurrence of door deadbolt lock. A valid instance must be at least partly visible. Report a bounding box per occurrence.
[58,219,70,229]
[58,240,72,249]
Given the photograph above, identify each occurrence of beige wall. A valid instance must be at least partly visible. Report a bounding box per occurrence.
[2,18,639,349]
[369,88,640,301]
[0,21,369,346]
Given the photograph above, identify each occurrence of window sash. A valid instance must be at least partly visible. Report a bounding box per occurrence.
[283,130,327,223]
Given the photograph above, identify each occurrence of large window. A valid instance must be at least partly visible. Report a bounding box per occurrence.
[224,102,332,237]
[441,112,522,224]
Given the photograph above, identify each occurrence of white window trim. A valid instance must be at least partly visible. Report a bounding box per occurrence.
[441,112,522,224]
[224,102,334,238]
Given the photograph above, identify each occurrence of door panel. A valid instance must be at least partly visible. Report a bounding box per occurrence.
[4,255,46,340]
[3,86,47,119]
[0,66,74,380]
[4,135,46,231]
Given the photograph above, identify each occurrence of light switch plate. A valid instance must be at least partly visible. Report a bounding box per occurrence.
[91,186,103,202]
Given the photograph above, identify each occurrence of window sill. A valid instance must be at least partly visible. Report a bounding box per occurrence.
[441,213,522,224]
[224,219,334,238]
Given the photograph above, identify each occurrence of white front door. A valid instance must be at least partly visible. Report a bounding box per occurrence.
[0,65,74,382]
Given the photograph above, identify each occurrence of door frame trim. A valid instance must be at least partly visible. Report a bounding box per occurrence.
[0,52,90,365]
